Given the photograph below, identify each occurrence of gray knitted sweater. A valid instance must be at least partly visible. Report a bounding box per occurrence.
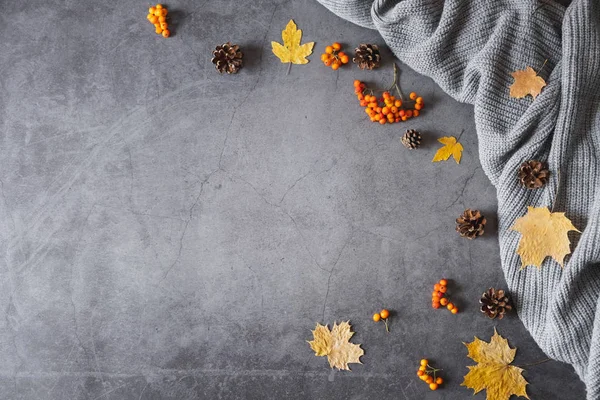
[316,0,600,397]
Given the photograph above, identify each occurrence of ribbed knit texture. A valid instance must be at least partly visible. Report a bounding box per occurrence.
[317,0,600,397]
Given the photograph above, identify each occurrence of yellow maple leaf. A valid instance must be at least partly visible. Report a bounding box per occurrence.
[462,329,529,400]
[307,321,364,370]
[432,136,463,164]
[509,67,546,99]
[271,19,314,65]
[511,206,580,269]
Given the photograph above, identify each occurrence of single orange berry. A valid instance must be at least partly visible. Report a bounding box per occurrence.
[158,15,166,23]
[324,59,333,67]
[357,93,365,100]
[390,106,398,114]
[439,286,447,294]
[353,80,361,87]
[379,118,386,125]
[401,116,408,121]
[451,307,459,314]
[417,370,425,376]
[375,107,382,113]
[149,6,156,13]
[161,8,168,16]
[150,15,158,24]
[382,92,390,99]
[429,383,438,391]
[420,374,428,381]
[436,377,443,385]
[416,97,423,104]
[155,26,162,34]
[415,103,423,110]
[380,309,390,319]
[394,100,402,107]
[154,9,161,16]
[409,92,417,100]
[338,51,346,57]
[419,365,426,371]
[413,110,420,117]
[160,22,168,30]
[439,279,448,286]
[432,302,440,309]
[434,283,441,291]
[382,107,389,115]
[332,42,341,51]
[321,53,329,62]
[432,291,439,297]
[325,46,333,54]
[399,109,406,117]
[147,13,154,20]
[447,303,455,311]
[374,114,381,121]
[440,298,448,306]
[395,118,401,123]
[373,313,381,322]
[162,29,170,38]
[155,4,163,9]
[426,376,434,384]
[340,55,349,64]
[406,110,413,118]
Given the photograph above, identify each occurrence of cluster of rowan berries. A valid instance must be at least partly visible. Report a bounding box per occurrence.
[353,80,424,124]
[146,4,170,38]
[417,359,444,391]
[372,308,391,332]
[320,42,350,70]
[432,279,458,314]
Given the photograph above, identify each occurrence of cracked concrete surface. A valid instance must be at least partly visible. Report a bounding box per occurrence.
[0,0,586,399]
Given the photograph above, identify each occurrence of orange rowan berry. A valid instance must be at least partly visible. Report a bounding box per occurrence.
[340,55,349,64]
[409,92,417,100]
[155,26,162,34]
[399,109,406,117]
[415,103,423,110]
[440,298,448,306]
[353,80,361,87]
[359,100,367,107]
[413,110,420,117]
[331,61,340,70]
[401,116,408,121]
[375,107,382,113]
[325,46,333,54]
[155,4,163,9]
[436,377,443,385]
[429,383,438,391]
[150,15,158,24]
[426,376,434,384]
[390,106,398,114]
[434,283,441,291]
[147,13,154,20]
[406,110,413,118]
[324,59,333,67]
[162,29,170,38]
[374,114,381,121]
[447,303,455,311]
[416,97,423,104]
[158,15,166,23]
[420,359,428,366]
[419,365,426,371]
[160,8,168,16]
[395,118,401,123]
[332,42,341,51]
[382,107,389,115]
[451,307,459,314]
[439,286,447,294]
[417,370,425,376]
[394,100,402,107]
[432,302,440,309]
[439,279,448,286]
[379,118,386,125]
[160,22,168,30]
[357,93,365,100]
[420,374,428,381]
[373,313,381,322]
[321,54,329,62]
[380,309,390,319]
[149,6,156,14]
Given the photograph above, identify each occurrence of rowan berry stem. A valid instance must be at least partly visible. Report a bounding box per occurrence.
[383,318,390,333]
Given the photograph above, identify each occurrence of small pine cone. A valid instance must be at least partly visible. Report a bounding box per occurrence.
[480,288,512,319]
[401,129,422,149]
[211,42,243,74]
[518,160,549,189]
[353,44,381,70]
[456,209,486,239]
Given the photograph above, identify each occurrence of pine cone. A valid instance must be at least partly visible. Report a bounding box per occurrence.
[401,129,422,149]
[480,288,512,319]
[518,160,549,189]
[456,209,486,239]
[353,44,381,70]
[211,42,243,74]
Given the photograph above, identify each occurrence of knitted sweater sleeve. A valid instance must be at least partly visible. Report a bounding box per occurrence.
[317,0,600,397]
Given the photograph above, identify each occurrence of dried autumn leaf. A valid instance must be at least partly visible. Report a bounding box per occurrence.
[432,136,463,164]
[462,329,529,400]
[511,206,580,269]
[271,19,314,65]
[509,67,546,99]
[307,321,364,370]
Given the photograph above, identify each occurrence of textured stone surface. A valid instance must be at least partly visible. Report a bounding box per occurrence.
[0,0,585,399]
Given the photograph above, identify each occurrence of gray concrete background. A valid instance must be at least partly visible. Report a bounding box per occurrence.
[0,0,586,399]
